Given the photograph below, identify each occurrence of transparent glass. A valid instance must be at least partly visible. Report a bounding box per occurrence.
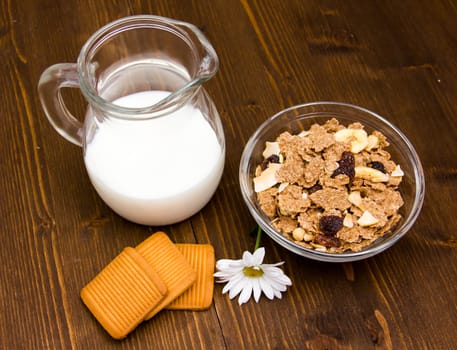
[38,15,225,225]
[239,102,425,262]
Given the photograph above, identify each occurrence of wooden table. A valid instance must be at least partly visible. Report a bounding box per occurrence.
[1,0,456,349]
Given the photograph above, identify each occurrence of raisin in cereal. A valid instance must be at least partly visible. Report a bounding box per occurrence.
[253,118,404,253]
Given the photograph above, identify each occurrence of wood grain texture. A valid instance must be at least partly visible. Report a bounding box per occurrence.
[0,0,456,349]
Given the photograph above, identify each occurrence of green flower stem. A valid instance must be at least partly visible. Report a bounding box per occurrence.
[254,226,262,251]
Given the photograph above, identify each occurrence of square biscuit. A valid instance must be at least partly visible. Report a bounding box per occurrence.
[80,247,167,339]
[135,232,197,319]
[166,244,215,310]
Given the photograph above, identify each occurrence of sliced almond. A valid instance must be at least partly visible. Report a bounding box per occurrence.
[355,166,389,182]
[253,163,282,192]
[262,141,280,159]
[278,182,289,193]
[348,191,362,208]
[357,210,379,226]
[311,243,327,252]
[365,134,379,151]
[391,164,404,177]
[334,128,368,153]
[343,213,354,228]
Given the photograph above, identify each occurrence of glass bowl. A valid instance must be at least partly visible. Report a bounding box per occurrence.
[239,102,425,262]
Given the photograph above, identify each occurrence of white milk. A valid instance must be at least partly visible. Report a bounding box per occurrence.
[84,90,224,225]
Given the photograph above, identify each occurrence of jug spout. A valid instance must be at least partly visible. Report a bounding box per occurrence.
[153,18,219,112]
[167,17,219,76]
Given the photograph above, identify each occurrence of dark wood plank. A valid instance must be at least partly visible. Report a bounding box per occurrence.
[0,0,456,349]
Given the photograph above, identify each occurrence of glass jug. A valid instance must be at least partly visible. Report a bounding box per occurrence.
[38,15,225,225]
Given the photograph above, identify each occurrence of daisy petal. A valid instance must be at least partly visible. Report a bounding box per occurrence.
[214,270,241,281]
[214,270,241,283]
[263,275,289,292]
[216,259,244,270]
[261,267,292,286]
[279,275,292,286]
[238,281,253,305]
[252,278,261,302]
[261,261,285,268]
[259,276,275,300]
[213,271,229,279]
[221,273,244,294]
[242,250,255,266]
[261,265,286,275]
[252,247,266,265]
[273,289,282,299]
[215,258,237,267]
[228,277,248,299]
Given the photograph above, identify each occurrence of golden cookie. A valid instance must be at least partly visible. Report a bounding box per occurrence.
[135,232,197,319]
[166,244,215,310]
[80,247,167,339]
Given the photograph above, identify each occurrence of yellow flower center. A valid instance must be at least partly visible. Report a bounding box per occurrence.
[243,266,264,278]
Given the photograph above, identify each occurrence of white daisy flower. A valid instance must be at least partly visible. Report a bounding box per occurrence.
[214,247,292,305]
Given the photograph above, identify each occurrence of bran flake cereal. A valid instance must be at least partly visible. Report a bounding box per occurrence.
[254,118,404,253]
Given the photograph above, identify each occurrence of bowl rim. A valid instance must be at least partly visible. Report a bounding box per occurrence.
[239,101,425,262]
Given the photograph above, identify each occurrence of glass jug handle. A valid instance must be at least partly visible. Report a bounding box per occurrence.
[38,63,83,147]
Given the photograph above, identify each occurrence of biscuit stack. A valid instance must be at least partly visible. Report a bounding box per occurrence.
[80,232,215,339]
